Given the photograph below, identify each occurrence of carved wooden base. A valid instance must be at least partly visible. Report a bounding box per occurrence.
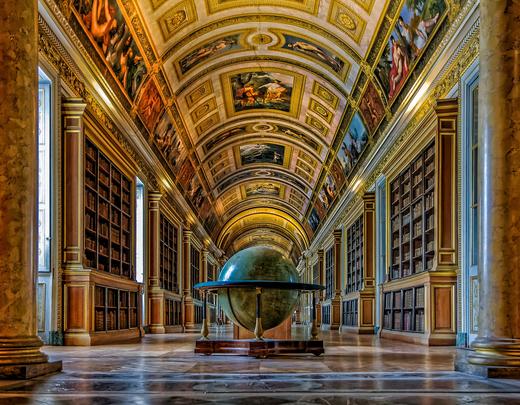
[195,339,324,358]
[0,361,62,380]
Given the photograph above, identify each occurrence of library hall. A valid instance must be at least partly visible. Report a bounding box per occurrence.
[1,0,520,403]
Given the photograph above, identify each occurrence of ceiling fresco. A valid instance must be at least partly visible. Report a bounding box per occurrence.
[62,0,455,261]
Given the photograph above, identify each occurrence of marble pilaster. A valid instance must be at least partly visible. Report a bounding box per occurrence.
[0,0,61,377]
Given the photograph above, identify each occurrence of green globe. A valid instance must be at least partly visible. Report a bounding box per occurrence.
[218,246,300,332]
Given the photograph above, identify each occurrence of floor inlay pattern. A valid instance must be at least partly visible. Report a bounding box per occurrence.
[0,329,519,404]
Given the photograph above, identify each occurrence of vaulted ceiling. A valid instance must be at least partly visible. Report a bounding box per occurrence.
[136,0,387,261]
[66,0,450,261]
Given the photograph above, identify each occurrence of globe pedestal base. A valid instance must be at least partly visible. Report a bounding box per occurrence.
[195,339,324,358]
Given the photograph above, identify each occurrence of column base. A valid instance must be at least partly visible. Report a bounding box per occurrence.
[455,347,520,378]
[148,326,166,334]
[0,361,62,380]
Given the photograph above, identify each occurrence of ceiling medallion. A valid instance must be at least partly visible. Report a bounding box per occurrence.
[339,12,356,31]
[254,169,274,177]
[250,33,274,46]
[252,123,275,132]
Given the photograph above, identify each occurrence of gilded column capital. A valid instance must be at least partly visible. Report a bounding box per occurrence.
[148,191,162,210]
[333,229,342,244]
[61,97,87,116]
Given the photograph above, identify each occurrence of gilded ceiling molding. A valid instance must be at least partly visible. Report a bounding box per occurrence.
[205,0,320,16]
[161,15,363,64]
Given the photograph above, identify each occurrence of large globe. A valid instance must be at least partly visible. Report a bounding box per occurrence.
[218,246,300,332]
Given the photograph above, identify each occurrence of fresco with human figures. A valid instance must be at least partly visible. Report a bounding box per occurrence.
[137,79,164,132]
[240,144,285,166]
[317,174,337,213]
[72,0,147,101]
[359,80,385,134]
[338,112,369,177]
[227,71,299,114]
[308,206,322,232]
[245,183,281,198]
[375,0,446,101]
[216,169,307,195]
[277,33,347,78]
[152,110,186,171]
[177,34,243,76]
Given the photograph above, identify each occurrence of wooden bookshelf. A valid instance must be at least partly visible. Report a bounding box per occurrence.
[324,247,334,301]
[383,286,425,333]
[389,141,435,280]
[341,193,375,334]
[160,214,179,293]
[190,247,201,301]
[94,285,138,332]
[345,215,364,294]
[84,139,133,279]
[164,298,182,327]
[342,299,358,327]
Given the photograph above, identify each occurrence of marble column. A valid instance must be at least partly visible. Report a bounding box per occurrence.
[182,229,195,331]
[147,192,164,334]
[0,0,61,377]
[467,0,520,372]
[330,229,342,330]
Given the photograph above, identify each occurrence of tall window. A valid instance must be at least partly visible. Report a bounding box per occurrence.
[470,85,479,268]
[325,247,334,299]
[135,178,145,284]
[38,72,52,274]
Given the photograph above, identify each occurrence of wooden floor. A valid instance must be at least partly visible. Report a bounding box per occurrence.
[0,326,519,404]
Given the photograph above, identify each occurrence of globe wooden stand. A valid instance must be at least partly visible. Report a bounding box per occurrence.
[194,286,324,358]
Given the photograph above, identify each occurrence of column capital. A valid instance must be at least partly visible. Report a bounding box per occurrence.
[148,191,162,202]
[148,191,162,210]
[317,249,324,260]
[183,229,193,243]
[333,229,342,243]
[61,97,87,116]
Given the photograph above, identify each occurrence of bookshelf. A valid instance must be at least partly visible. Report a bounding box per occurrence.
[383,286,425,333]
[94,285,138,332]
[345,215,364,294]
[324,247,334,300]
[165,298,182,326]
[160,214,179,293]
[84,139,133,279]
[390,141,435,280]
[190,247,201,301]
[342,299,358,327]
